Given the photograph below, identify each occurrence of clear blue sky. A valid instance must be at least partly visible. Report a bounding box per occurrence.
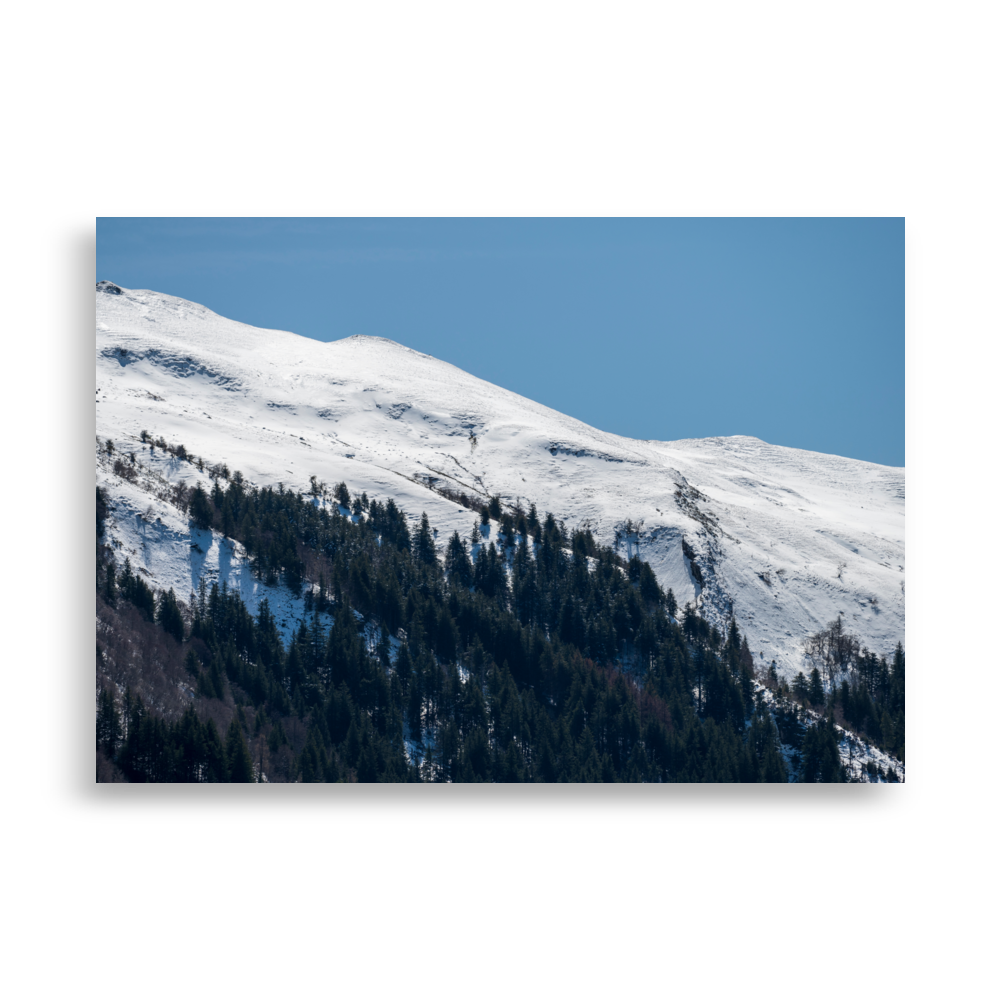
[97,218,904,467]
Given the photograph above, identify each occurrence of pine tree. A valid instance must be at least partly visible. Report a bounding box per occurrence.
[527,503,539,533]
[208,653,226,700]
[415,513,436,566]
[96,687,121,756]
[156,588,185,643]
[445,531,473,588]
[225,712,255,782]
[760,739,786,783]
[202,721,227,782]
[189,484,213,529]
[221,496,236,537]
[807,667,824,707]
[893,642,905,686]
[299,728,324,782]
[793,672,808,702]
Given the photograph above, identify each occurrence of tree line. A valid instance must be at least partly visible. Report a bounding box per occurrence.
[96,461,903,782]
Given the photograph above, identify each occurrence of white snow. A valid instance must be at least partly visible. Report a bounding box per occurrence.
[96,448,328,646]
[96,284,904,678]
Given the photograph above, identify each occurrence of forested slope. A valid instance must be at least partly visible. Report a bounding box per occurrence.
[96,446,904,782]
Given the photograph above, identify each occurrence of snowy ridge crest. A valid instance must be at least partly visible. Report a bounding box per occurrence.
[96,285,904,678]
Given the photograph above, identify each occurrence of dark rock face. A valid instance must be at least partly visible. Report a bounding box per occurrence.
[96,280,122,295]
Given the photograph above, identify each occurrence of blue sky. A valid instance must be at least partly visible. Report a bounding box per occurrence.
[97,218,904,467]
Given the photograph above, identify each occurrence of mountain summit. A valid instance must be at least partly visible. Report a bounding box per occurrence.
[95,285,904,677]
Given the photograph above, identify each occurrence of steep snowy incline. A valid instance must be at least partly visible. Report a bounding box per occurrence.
[96,284,904,676]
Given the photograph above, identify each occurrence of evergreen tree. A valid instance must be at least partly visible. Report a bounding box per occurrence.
[225,712,255,782]
[202,721,228,782]
[415,512,436,566]
[156,588,185,643]
[299,728,325,782]
[445,531,473,588]
[807,667,824,706]
[96,687,121,757]
[665,588,677,620]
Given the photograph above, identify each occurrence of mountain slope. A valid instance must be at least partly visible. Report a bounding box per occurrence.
[95,283,904,677]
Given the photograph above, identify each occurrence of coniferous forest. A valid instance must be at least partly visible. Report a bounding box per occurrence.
[96,458,904,782]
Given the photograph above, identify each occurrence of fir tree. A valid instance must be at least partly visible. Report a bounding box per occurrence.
[202,721,228,782]
[226,712,255,782]
[445,531,473,588]
[793,672,808,702]
[415,512,436,566]
[189,484,213,529]
[807,667,824,706]
[156,588,185,643]
[96,687,121,756]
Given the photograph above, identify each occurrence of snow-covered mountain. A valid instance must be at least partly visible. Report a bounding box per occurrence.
[95,283,904,678]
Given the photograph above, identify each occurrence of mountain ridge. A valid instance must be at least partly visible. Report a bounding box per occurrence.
[96,284,904,678]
